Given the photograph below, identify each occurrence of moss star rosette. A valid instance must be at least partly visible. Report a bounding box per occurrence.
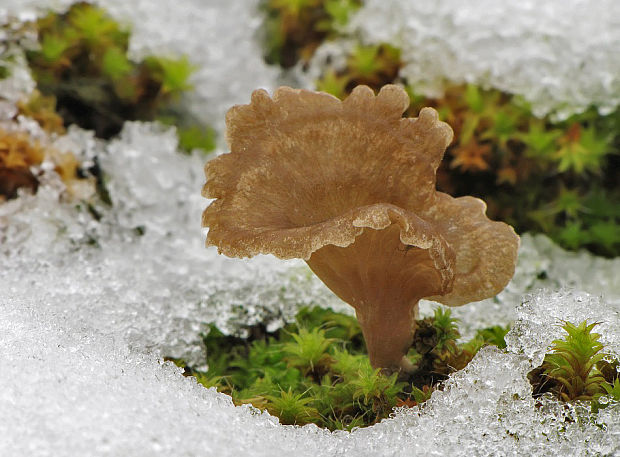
[202,85,519,372]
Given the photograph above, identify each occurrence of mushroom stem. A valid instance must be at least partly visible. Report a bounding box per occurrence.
[355,301,419,373]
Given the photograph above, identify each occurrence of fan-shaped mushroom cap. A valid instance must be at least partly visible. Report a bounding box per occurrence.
[202,85,519,371]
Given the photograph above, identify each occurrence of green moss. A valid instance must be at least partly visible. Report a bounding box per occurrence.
[173,306,508,430]
[316,43,402,97]
[265,388,321,425]
[282,327,335,378]
[528,320,619,408]
[142,56,196,95]
[260,0,362,68]
[408,308,505,388]
[175,126,216,155]
[174,313,620,429]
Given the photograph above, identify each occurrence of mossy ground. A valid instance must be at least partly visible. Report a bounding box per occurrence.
[173,311,620,430]
[171,307,510,430]
[528,320,620,410]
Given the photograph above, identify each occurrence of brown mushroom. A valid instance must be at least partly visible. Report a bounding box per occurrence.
[202,85,519,372]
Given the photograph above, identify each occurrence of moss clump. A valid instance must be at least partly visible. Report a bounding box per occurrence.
[22,2,214,154]
[171,306,508,430]
[528,320,620,409]
[316,43,402,97]
[407,308,505,388]
[261,0,362,68]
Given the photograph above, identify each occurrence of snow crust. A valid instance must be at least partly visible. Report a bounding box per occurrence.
[1,1,619,455]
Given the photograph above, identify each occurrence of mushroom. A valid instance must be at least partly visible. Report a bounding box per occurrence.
[202,85,519,372]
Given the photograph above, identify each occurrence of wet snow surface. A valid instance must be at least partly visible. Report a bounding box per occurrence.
[1,1,619,456]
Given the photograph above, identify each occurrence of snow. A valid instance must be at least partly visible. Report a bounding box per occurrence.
[349,0,620,119]
[2,280,619,455]
[1,0,619,455]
